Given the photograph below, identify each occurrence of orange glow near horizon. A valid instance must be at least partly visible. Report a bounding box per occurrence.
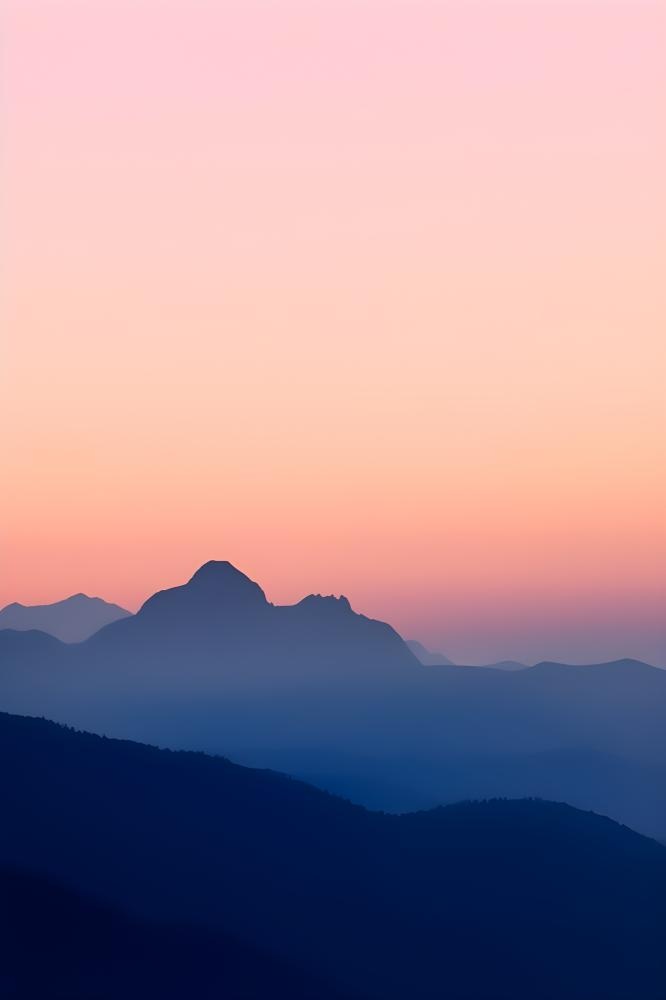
[3,1,665,664]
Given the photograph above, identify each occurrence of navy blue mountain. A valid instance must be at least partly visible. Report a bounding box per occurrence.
[1,710,665,1000]
[0,866,345,1000]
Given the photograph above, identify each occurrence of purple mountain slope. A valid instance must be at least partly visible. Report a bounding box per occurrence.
[0,594,131,642]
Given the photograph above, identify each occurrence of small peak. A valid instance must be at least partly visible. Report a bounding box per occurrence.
[189,560,254,585]
[185,560,268,604]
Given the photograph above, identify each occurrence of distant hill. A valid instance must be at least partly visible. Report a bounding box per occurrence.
[0,594,131,642]
[1,711,665,1000]
[480,658,529,671]
[405,639,454,665]
[288,745,666,841]
[0,867,347,999]
[406,641,528,670]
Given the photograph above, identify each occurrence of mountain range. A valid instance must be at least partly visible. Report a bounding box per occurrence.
[0,593,131,642]
[1,560,665,839]
[1,710,665,1000]
[0,593,526,672]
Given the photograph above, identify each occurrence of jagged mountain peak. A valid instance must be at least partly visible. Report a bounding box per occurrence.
[296,594,353,614]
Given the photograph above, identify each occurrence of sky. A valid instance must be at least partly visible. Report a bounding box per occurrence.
[2,0,665,665]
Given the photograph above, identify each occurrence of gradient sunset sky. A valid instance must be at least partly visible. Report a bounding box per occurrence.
[3,0,665,665]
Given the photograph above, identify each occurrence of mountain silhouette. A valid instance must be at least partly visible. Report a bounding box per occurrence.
[0,866,348,999]
[137,560,270,627]
[1,710,665,1000]
[82,559,418,682]
[0,593,131,642]
[1,563,665,838]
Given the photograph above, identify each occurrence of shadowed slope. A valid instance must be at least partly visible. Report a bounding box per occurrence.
[0,867,349,999]
[1,711,665,1000]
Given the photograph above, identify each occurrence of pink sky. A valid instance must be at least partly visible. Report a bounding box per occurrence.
[3,1,665,664]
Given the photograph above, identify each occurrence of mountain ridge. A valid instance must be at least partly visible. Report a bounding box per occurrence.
[0,593,131,642]
[2,561,664,838]
[1,709,665,1000]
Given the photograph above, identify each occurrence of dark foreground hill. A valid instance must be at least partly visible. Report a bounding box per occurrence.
[0,867,346,1000]
[0,594,131,642]
[1,711,665,1000]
